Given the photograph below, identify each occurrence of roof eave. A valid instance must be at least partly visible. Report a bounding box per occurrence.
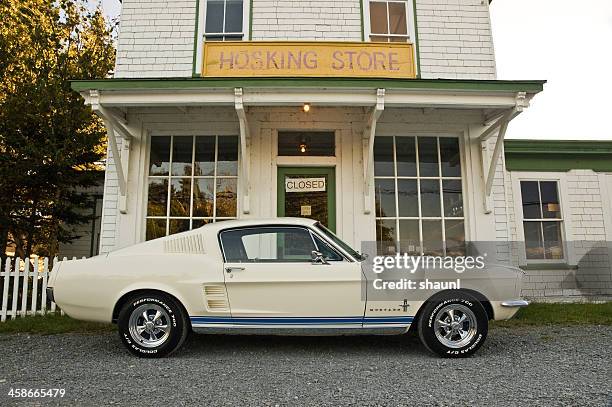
[70,77,546,94]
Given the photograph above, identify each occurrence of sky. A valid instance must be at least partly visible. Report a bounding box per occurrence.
[95,0,612,141]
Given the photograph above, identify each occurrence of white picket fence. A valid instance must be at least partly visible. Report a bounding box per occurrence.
[0,256,83,322]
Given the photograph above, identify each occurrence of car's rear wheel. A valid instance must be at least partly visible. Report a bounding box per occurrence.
[117,293,189,358]
[417,292,488,358]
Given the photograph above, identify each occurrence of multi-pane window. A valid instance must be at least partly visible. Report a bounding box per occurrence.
[205,0,244,41]
[368,0,411,42]
[520,181,564,260]
[374,136,464,256]
[146,135,239,241]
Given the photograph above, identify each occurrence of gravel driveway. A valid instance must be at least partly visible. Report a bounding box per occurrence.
[0,325,610,406]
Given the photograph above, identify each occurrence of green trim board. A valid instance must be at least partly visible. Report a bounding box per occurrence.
[412,0,421,78]
[71,77,546,93]
[505,140,612,172]
[359,0,365,42]
[249,0,253,40]
[192,0,201,77]
[277,167,336,232]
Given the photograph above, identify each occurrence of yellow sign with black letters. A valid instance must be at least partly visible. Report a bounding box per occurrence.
[203,41,416,79]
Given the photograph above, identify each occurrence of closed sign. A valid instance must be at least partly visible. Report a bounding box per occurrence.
[285,177,326,193]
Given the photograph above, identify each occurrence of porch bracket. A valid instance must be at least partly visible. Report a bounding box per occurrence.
[363,88,385,214]
[89,90,133,214]
[479,92,529,213]
[234,88,251,214]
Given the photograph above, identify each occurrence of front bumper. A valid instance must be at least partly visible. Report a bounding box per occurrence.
[501,300,529,308]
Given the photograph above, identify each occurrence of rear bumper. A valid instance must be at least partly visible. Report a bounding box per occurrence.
[501,300,529,308]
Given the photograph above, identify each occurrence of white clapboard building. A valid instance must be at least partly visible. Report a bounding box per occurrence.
[71,0,611,301]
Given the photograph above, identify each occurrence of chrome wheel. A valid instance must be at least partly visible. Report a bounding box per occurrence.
[128,304,171,348]
[433,304,477,349]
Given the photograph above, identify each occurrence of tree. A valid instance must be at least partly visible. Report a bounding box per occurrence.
[0,0,116,260]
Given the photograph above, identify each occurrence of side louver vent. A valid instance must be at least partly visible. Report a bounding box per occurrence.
[203,285,229,312]
[164,234,205,254]
[206,299,228,310]
[204,286,226,296]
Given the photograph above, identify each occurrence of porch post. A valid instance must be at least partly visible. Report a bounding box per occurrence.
[363,88,385,214]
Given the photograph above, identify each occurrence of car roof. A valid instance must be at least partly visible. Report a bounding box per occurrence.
[199,217,318,233]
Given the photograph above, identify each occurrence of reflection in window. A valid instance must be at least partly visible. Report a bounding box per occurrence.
[369,0,411,42]
[220,227,318,263]
[277,132,335,157]
[205,0,244,41]
[520,180,564,260]
[146,135,239,240]
[373,136,464,255]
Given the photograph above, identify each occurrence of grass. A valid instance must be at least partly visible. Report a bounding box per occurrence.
[0,314,115,335]
[0,303,610,334]
[492,302,612,327]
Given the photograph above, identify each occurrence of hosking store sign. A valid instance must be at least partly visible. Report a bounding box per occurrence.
[203,41,416,78]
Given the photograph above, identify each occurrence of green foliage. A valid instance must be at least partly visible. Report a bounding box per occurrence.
[1,303,610,335]
[492,302,612,327]
[0,0,116,257]
[0,314,115,334]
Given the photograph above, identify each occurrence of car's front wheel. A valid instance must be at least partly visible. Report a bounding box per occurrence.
[417,292,488,358]
[117,293,189,358]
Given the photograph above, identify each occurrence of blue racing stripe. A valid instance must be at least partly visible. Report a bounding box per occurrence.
[190,316,414,325]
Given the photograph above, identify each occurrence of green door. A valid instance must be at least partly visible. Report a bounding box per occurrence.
[277,167,336,232]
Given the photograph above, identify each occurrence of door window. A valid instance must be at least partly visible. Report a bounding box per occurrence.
[311,234,344,262]
[278,167,336,231]
[221,227,320,262]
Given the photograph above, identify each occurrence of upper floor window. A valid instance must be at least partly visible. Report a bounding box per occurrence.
[205,0,245,41]
[520,180,564,260]
[367,0,413,42]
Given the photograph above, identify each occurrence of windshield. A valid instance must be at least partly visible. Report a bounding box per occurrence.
[315,223,363,260]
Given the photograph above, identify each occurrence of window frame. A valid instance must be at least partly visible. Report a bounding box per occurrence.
[218,225,348,263]
[373,134,466,256]
[144,134,240,240]
[195,0,251,75]
[364,0,417,43]
[511,172,574,266]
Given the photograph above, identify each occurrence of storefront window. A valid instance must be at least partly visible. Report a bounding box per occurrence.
[520,180,564,260]
[146,135,238,241]
[374,136,464,256]
[205,0,245,41]
[368,0,412,42]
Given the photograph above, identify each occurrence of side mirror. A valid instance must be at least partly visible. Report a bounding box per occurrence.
[311,250,330,265]
[357,252,369,261]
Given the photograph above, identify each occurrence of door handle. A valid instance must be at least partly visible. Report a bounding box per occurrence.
[225,266,245,273]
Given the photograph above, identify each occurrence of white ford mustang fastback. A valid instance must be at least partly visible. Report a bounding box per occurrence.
[48,218,527,358]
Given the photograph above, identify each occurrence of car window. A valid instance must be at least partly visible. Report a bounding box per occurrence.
[312,233,344,261]
[315,222,362,260]
[220,227,317,262]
